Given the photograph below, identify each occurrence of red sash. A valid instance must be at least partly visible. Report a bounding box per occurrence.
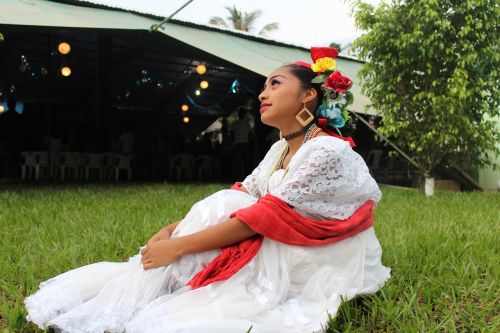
[187,182,374,289]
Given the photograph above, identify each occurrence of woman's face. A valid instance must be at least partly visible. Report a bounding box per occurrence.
[258,66,315,129]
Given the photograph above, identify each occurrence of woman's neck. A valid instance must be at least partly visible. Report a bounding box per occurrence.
[285,134,306,154]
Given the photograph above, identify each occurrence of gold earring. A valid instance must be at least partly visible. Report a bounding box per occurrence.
[279,131,283,139]
[295,104,314,126]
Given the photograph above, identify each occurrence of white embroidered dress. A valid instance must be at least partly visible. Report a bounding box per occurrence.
[24,136,391,333]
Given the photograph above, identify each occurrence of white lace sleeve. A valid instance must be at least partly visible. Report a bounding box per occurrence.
[269,140,382,220]
[241,160,264,198]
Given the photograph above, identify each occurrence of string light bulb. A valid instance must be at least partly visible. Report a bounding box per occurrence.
[181,104,189,112]
[60,66,72,77]
[196,64,206,75]
[200,80,209,89]
[58,42,71,55]
[183,116,190,123]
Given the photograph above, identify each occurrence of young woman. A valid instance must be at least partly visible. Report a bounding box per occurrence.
[24,47,391,333]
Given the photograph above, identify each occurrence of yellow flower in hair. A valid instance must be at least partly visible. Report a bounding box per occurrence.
[311,57,336,73]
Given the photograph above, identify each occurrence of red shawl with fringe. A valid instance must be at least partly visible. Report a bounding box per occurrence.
[187,182,374,289]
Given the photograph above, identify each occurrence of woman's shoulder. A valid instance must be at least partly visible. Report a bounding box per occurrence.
[301,134,352,155]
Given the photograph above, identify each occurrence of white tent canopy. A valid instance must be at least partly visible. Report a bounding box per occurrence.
[1,0,378,115]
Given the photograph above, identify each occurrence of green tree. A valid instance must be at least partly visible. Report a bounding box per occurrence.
[349,0,500,182]
[209,5,279,37]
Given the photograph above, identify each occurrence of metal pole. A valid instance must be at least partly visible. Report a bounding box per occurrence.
[150,0,195,32]
[350,111,483,191]
[350,111,422,171]
[46,32,53,180]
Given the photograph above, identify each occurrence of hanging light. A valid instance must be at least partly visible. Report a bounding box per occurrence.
[58,42,71,55]
[183,116,190,123]
[196,64,206,75]
[200,80,209,89]
[181,104,189,112]
[195,89,201,96]
[0,105,4,113]
[60,66,72,77]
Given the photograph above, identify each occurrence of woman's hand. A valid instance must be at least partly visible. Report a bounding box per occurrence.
[140,239,182,270]
[146,226,171,247]
[146,220,182,247]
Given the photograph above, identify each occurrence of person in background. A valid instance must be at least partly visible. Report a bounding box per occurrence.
[231,107,253,180]
[118,125,136,155]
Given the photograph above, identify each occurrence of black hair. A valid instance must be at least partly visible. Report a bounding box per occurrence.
[282,63,324,112]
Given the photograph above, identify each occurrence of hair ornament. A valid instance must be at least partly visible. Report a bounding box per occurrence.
[294,47,354,130]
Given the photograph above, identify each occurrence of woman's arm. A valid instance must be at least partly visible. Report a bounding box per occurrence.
[166,220,180,234]
[140,217,257,270]
[146,220,181,246]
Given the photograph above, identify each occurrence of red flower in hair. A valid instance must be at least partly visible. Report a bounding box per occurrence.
[293,61,312,70]
[293,47,339,71]
[310,47,339,62]
[323,71,353,93]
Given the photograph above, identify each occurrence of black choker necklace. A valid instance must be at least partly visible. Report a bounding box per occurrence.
[282,124,312,141]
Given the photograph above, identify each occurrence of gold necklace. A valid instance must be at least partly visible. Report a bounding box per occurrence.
[267,123,322,186]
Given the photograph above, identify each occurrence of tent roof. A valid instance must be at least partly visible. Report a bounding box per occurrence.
[0,0,377,115]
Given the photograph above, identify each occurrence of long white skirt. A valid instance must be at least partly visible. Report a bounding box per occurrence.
[24,189,391,333]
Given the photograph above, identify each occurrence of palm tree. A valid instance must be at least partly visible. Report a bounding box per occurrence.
[209,5,279,37]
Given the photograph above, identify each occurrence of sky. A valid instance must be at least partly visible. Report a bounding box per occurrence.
[82,0,383,48]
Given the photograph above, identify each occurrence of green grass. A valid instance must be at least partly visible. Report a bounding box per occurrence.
[0,182,498,332]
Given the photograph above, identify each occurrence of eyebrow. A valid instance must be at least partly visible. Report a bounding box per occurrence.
[262,74,287,88]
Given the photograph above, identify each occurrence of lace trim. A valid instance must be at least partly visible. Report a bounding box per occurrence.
[269,141,381,220]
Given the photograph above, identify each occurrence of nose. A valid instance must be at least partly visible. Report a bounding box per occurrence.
[258,89,268,103]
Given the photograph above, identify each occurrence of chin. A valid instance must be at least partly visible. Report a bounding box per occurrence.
[260,113,272,126]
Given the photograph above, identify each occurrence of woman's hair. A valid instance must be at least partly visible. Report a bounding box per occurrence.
[282,63,324,112]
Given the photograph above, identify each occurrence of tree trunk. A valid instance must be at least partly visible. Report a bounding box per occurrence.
[424,176,435,197]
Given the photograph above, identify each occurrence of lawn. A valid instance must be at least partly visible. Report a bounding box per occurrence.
[0,182,498,332]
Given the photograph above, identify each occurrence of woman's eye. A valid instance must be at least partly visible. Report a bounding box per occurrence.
[260,80,280,92]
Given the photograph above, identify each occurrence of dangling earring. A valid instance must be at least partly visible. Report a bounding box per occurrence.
[295,103,314,126]
[279,131,283,139]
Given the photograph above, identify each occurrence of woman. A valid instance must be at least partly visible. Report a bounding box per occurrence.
[24,47,391,333]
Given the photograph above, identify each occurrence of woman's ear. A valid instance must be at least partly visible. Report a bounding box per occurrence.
[302,87,317,105]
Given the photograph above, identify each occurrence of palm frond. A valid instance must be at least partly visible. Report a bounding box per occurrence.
[258,22,279,36]
[225,5,243,28]
[243,10,263,32]
[209,17,228,28]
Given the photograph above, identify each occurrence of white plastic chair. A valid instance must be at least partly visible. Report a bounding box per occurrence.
[55,152,83,180]
[83,153,105,181]
[102,153,115,181]
[169,154,194,181]
[194,155,214,180]
[34,151,50,180]
[114,154,133,181]
[20,152,37,180]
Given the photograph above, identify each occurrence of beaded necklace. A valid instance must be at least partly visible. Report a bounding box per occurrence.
[267,123,323,186]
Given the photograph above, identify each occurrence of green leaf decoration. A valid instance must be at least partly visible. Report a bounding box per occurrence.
[342,109,351,121]
[345,91,354,105]
[311,74,327,84]
[323,70,334,77]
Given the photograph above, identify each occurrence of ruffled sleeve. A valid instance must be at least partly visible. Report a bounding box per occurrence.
[240,139,288,199]
[241,159,264,198]
[269,137,382,220]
